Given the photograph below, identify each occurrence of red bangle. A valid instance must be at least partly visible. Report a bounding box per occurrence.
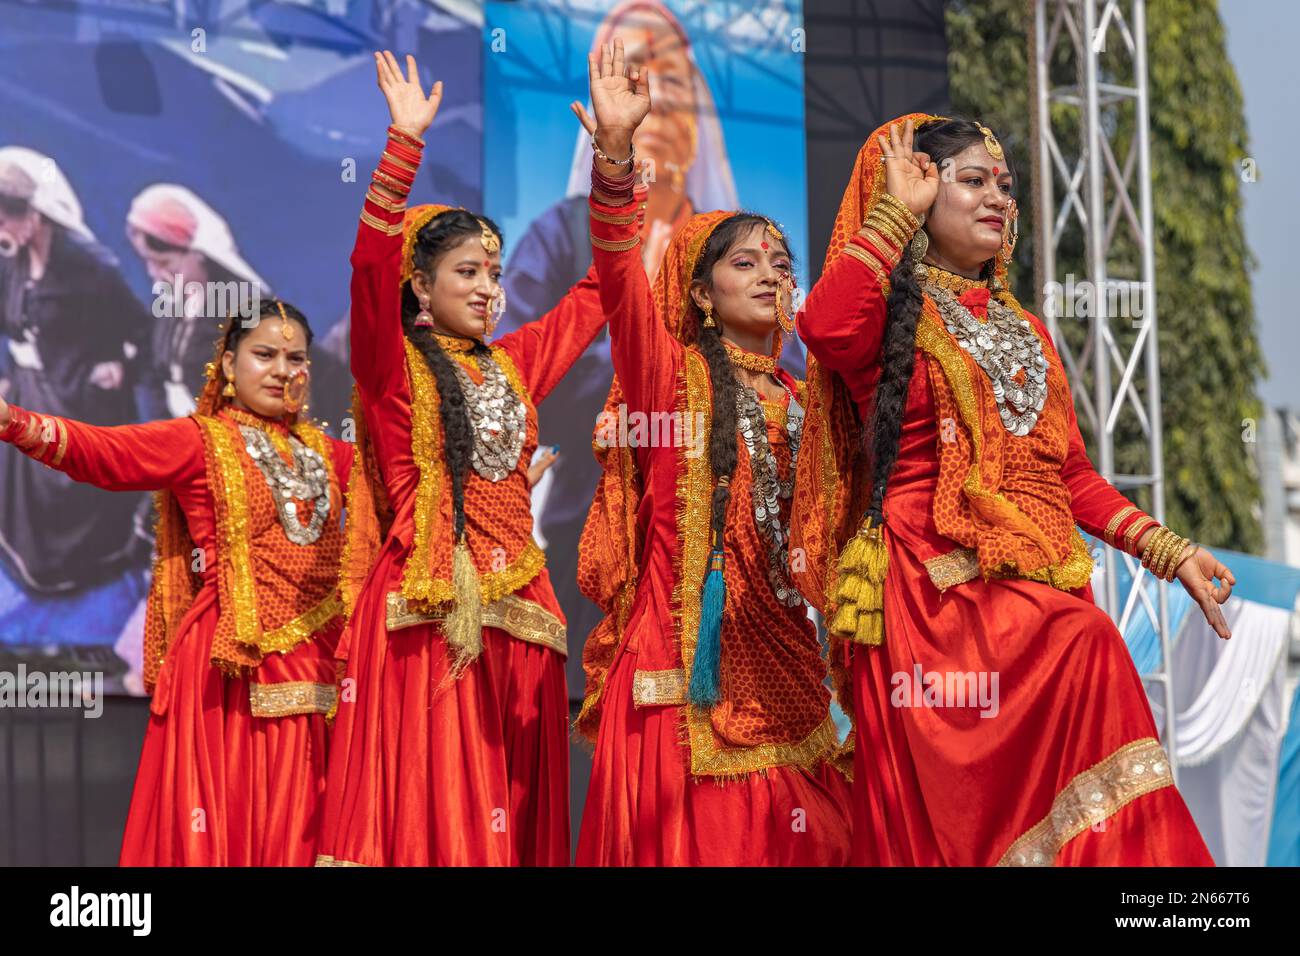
[592,163,636,204]
[385,139,422,165]
[387,125,425,148]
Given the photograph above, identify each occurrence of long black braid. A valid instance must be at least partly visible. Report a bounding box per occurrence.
[866,118,1014,523]
[399,209,504,541]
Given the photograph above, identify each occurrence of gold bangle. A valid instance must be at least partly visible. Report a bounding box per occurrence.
[1164,537,1192,581]
[874,202,918,241]
[381,149,418,173]
[1140,525,1164,568]
[1147,528,1174,575]
[1153,531,1182,580]
[864,209,908,246]
[876,191,922,231]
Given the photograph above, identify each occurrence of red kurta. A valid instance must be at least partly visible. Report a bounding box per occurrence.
[574,197,851,866]
[0,404,351,865]
[798,233,1214,866]
[316,135,607,866]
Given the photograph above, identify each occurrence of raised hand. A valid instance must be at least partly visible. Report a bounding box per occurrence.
[582,38,650,165]
[1174,546,1236,640]
[878,118,939,219]
[374,51,443,138]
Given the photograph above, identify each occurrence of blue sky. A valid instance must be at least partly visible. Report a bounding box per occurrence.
[1221,0,1297,409]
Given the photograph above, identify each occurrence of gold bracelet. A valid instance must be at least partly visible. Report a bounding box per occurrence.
[1147,528,1175,576]
[1153,530,1183,580]
[1163,537,1192,581]
[1140,525,1165,568]
[874,201,919,241]
[876,191,922,231]
[864,209,908,247]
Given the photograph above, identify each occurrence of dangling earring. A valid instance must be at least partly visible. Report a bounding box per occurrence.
[775,273,796,334]
[222,377,236,399]
[487,286,506,339]
[701,301,715,329]
[416,293,434,329]
[909,222,930,280]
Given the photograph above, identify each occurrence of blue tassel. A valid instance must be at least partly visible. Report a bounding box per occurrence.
[689,547,727,707]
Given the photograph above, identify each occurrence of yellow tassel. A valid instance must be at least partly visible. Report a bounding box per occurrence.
[854,608,884,646]
[443,537,483,674]
[829,601,859,637]
[861,530,889,583]
[837,532,869,573]
[857,578,883,610]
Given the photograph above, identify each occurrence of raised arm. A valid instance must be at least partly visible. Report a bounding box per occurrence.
[0,398,202,492]
[349,51,442,400]
[493,263,605,405]
[574,38,679,414]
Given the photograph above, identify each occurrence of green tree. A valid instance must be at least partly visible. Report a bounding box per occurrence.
[945,0,1263,552]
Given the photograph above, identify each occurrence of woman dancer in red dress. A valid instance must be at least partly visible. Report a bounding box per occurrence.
[0,300,349,865]
[793,114,1231,865]
[315,53,607,866]
[572,41,851,866]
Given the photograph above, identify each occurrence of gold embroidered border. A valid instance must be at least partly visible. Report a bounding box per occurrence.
[260,589,343,655]
[591,232,640,253]
[249,680,337,718]
[198,416,261,649]
[359,208,403,235]
[677,351,837,777]
[51,416,69,467]
[997,737,1173,867]
[840,242,889,287]
[385,591,566,656]
[314,855,369,867]
[1104,505,1138,547]
[590,208,638,226]
[364,187,406,214]
[632,668,687,706]
[925,548,979,591]
[401,339,446,606]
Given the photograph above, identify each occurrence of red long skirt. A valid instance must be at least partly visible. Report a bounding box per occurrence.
[576,645,852,866]
[850,538,1214,866]
[317,542,570,866]
[119,589,337,866]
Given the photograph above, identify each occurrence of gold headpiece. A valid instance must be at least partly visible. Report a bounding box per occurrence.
[276,300,295,341]
[478,217,500,255]
[979,123,1004,161]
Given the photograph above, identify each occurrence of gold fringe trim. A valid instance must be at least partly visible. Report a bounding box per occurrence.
[249,681,337,718]
[997,737,1173,866]
[314,855,369,867]
[632,668,687,706]
[385,590,567,657]
[401,338,447,607]
[259,589,343,655]
[198,416,261,649]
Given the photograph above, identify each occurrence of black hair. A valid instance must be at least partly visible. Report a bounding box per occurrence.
[224,297,314,354]
[689,212,795,547]
[399,209,505,540]
[866,117,1012,524]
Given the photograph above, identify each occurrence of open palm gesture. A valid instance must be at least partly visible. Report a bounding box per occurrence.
[580,38,650,159]
[879,118,940,219]
[374,50,443,138]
